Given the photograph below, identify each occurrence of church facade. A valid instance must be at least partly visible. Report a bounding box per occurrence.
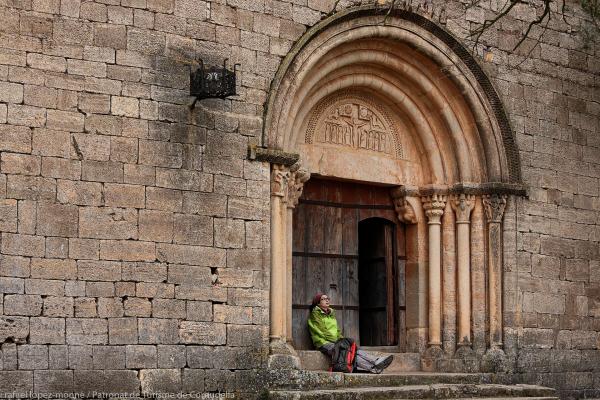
[0,0,598,398]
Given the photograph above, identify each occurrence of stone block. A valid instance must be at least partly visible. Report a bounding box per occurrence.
[46,110,85,132]
[0,199,17,233]
[69,238,99,260]
[157,345,186,368]
[115,281,136,297]
[2,233,45,257]
[140,368,181,395]
[4,294,43,316]
[0,371,33,393]
[104,183,146,208]
[156,243,225,267]
[3,154,39,182]
[146,187,182,212]
[215,268,253,288]
[85,114,122,136]
[65,281,86,297]
[93,346,126,369]
[17,201,37,235]
[213,304,252,324]
[81,160,123,183]
[186,301,212,322]
[79,92,111,113]
[94,23,127,49]
[45,237,68,259]
[534,292,566,314]
[77,260,122,282]
[182,192,227,217]
[0,125,32,153]
[167,264,211,285]
[565,259,590,282]
[27,53,66,72]
[227,249,264,270]
[0,255,31,278]
[108,317,138,344]
[74,297,97,317]
[227,196,269,220]
[105,370,141,395]
[26,279,65,296]
[124,298,152,317]
[42,158,81,180]
[156,168,212,191]
[138,318,179,344]
[122,262,167,283]
[98,297,124,318]
[32,129,70,158]
[66,318,108,345]
[86,281,115,297]
[31,258,77,280]
[6,104,46,128]
[186,345,213,368]
[72,132,111,161]
[36,202,78,237]
[136,282,174,298]
[227,324,262,347]
[152,299,186,319]
[0,277,24,294]
[18,345,48,370]
[79,207,137,240]
[182,368,205,393]
[124,164,156,185]
[34,370,73,394]
[30,317,65,344]
[227,288,266,307]
[111,96,139,117]
[110,137,138,164]
[139,140,183,168]
[175,285,227,302]
[100,240,156,262]
[179,321,226,345]
[139,210,174,242]
[48,345,68,369]
[42,296,73,317]
[7,175,56,201]
[172,214,213,246]
[520,328,554,348]
[69,345,93,369]
[126,345,157,368]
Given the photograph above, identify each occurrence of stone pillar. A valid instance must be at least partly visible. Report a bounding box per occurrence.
[421,194,446,351]
[285,167,310,343]
[451,194,475,349]
[270,164,290,346]
[483,194,507,350]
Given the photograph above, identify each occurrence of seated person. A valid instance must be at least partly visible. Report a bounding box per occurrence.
[307,293,394,373]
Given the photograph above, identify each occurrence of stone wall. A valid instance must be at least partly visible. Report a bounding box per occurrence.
[0,0,598,398]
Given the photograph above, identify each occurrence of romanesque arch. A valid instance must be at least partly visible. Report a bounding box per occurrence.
[259,5,525,370]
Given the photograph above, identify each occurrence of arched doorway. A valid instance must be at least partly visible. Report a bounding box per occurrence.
[260,6,525,370]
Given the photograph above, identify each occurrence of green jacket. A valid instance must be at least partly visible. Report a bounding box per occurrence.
[307,306,343,348]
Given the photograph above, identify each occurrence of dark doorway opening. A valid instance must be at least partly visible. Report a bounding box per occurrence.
[359,218,398,346]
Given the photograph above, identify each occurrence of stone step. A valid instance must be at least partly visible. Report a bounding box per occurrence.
[273,371,503,391]
[298,350,421,372]
[268,383,559,400]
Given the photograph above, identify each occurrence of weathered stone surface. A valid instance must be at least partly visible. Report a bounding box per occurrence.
[179,321,226,345]
[30,317,65,344]
[138,318,179,344]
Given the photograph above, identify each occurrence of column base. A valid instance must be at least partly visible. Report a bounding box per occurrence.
[454,342,474,358]
[268,338,300,370]
[421,344,444,372]
[481,347,509,373]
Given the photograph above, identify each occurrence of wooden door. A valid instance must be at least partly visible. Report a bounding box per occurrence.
[292,178,406,350]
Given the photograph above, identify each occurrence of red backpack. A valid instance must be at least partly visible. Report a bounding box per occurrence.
[329,338,357,373]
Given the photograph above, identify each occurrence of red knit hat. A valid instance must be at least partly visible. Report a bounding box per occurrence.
[311,293,324,307]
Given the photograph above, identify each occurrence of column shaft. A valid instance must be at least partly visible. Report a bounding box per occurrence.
[286,208,293,341]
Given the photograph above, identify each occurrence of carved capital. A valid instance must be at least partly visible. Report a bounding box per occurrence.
[391,188,418,224]
[483,194,507,223]
[421,194,447,224]
[286,167,311,208]
[451,194,476,223]
[271,164,291,198]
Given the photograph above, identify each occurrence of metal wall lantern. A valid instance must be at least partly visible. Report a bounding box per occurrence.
[190,59,239,108]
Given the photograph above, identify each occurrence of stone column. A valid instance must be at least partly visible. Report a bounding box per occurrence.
[270,164,290,346]
[451,194,475,349]
[483,194,507,350]
[285,166,310,342]
[421,194,446,350]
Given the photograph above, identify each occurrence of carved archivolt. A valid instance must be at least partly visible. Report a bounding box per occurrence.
[305,92,403,159]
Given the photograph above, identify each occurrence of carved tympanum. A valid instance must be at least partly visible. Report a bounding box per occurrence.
[306,94,403,158]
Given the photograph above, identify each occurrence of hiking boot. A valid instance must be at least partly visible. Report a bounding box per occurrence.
[373,355,394,371]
